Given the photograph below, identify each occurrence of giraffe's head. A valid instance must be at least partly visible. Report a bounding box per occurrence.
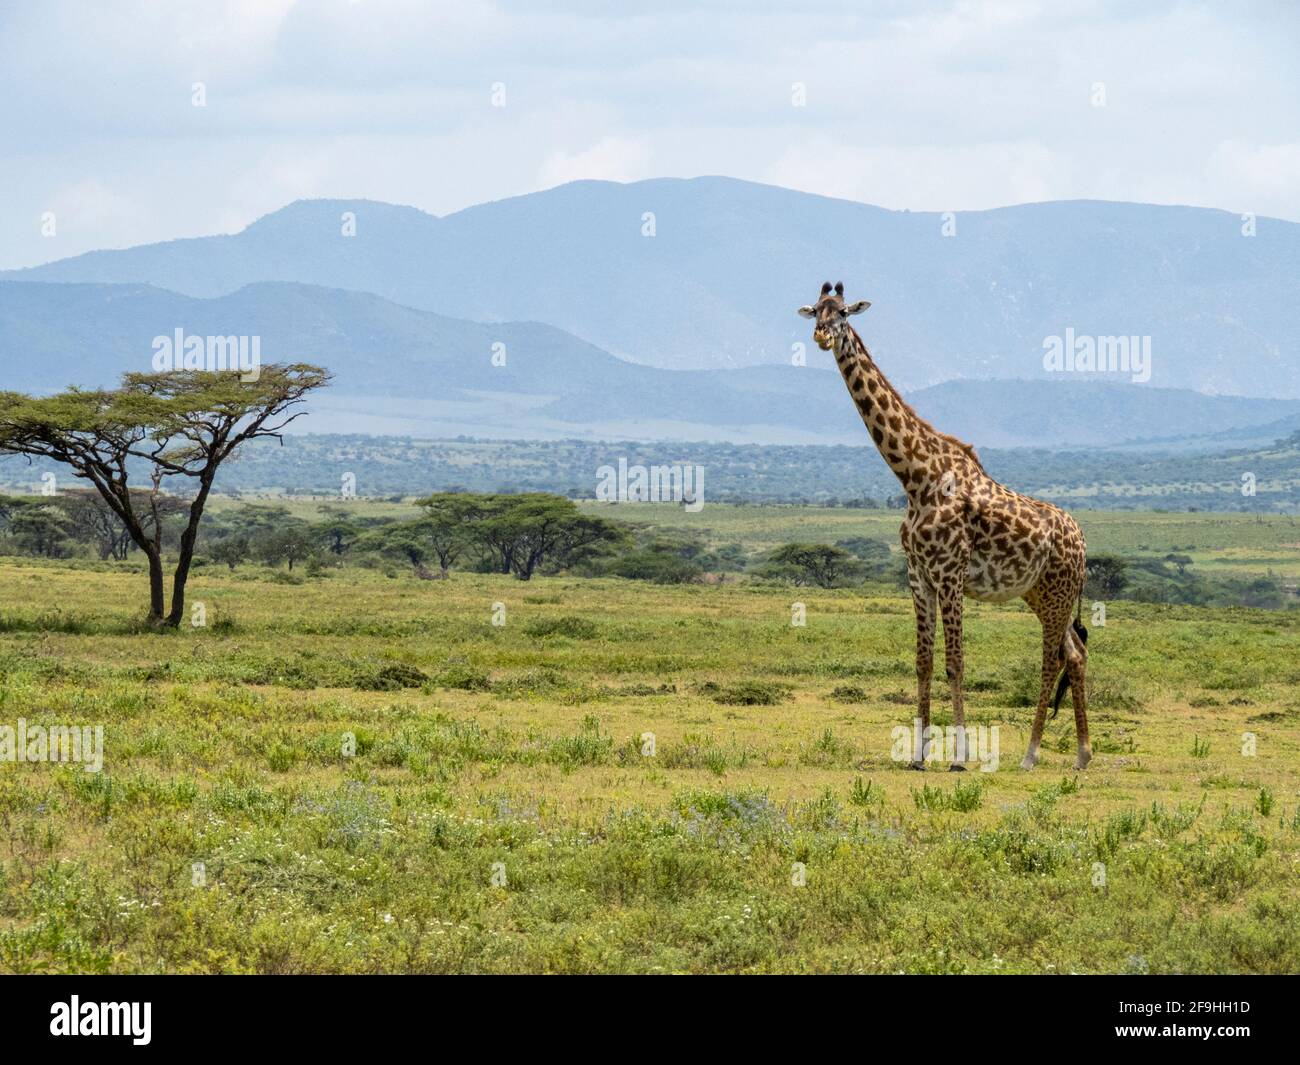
[797,281,870,351]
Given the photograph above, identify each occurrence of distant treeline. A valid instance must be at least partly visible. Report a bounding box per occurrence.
[0,489,898,589]
[5,432,1297,511]
[2,489,1293,609]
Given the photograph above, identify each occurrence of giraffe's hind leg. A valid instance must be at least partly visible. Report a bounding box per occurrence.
[1020,586,1071,770]
[1065,624,1091,770]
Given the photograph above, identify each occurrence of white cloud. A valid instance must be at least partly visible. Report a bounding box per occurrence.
[33,179,154,255]
[0,0,1298,268]
[766,139,1062,212]
[1205,142,1300,213]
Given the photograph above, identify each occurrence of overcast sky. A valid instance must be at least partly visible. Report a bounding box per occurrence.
[2,0,1297,269]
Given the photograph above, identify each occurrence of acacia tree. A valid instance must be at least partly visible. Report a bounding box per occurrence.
[316,506,363,557]
[363,493,486,579]
[375,494,624,581]
[477,494,625,580]
[257,521,317,571]
[365,522,445,579]
[767,542,862,588]
[58,488,133,560]
[7,505,74,558]
[0,364,329,626]
[0,494,19,535]
[412,492,485,576]
[210,536,251,571]
[57,487,188,561]
[1085,554,1128,599]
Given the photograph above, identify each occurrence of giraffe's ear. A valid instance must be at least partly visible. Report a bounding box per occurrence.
[844,300,871,316]
[796,305,817,319]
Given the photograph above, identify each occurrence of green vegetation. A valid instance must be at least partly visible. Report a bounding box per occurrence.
[0,532,1298,973]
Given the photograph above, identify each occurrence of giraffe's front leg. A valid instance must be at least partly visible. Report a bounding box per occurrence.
[908,567,936,771]
[938,585,968,770]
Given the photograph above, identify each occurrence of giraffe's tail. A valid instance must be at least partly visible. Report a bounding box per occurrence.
[1050,618,1089,719]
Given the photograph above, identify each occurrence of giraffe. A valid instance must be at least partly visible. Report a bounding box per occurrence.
[797,282,1091,771]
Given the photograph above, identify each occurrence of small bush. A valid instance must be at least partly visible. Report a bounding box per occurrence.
[912,779,983,812]
[711,681,787,706]
[266,740,299,773]
[1257,787,1275,817]
[354,662,429,691]
[434,663,492,691]
[848,777,879,806]
[547,716,613,770]
[524,615,600,640]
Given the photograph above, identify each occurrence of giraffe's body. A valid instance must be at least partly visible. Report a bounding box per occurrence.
[798,283,1091,771]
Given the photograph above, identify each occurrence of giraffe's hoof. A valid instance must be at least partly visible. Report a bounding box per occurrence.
[947,763,966,772]
[907,761,926,772]
[1074,750,1093,771]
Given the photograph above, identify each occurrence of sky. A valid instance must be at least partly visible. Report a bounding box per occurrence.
[1,0,1298,270]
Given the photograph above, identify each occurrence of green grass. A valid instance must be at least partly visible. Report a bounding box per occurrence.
[1,534,1299,973]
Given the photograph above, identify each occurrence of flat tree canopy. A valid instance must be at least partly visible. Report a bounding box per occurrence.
[363,492,626,581]
[0,364,329,626]
[471,494,626,580]
[767,542,862,588]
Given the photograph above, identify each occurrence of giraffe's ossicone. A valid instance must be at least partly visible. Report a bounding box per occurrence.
[798,282,1091,771]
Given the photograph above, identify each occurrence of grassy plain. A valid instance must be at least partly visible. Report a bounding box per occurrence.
[1,508,1299,973]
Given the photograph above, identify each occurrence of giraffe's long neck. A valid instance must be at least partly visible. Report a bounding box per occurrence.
[833,328,938,497]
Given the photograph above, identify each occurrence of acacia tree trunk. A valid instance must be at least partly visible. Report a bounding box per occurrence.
[516,553,540,581]
[146,549,166,621]
[107,495,165,623]
[164,474,214,628]
[84,487,165,623]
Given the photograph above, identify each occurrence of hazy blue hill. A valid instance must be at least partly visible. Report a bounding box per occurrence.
[0,279,644,400]
[905,378,1300,451]
[7,178,1298,394]
[5,279,1300,451]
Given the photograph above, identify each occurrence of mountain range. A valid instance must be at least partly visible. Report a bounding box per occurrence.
[5,177,1298,395]
[4,279,1300,450]
[3,177,1299,451]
